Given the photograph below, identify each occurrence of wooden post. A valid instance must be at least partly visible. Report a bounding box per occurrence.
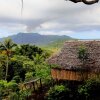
[36,81,38,90]
[29,83,32,89]
[24,84,27,89]
[40,78,42,90]
[51,78,54,86]
[33,82,35,91]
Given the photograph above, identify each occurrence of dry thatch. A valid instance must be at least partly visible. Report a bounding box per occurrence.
[48,40,100,73]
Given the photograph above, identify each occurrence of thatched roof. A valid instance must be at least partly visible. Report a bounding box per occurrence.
[48,40,100,73]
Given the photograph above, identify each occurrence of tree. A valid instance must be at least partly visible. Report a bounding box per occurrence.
[8,59,26,81]
[0,39,17,80]
[78,45,88,63]
[15,44,43,59]
[78,45,89,81]
[0,55,6,80]
[78,78,100,100]
[46,85,70,100]
[0,80,19,99]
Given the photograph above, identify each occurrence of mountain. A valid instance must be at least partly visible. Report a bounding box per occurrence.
[0,33,74,45]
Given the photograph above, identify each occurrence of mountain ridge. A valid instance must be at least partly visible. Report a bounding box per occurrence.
[0,33,73,45]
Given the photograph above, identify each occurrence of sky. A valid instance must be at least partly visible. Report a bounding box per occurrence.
[0,0,100,39]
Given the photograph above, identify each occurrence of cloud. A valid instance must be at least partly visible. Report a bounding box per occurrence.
[0,0,100,38]
[39,30,74,36]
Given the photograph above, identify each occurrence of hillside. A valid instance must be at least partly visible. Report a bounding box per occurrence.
[0,33,74,45]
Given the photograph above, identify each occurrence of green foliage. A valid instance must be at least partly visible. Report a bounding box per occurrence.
[12,55,31,62]
[19,89,32,99]
[45,39,74,49]
[0,55,6,78]
[50,64,61,68]
[0,80,7,98]
[15,44,43,59]
[35,63,51,83]
[47,85,70,100]
[12,76,21,83]
[0,38,17,80]
[8,92,19,100]
[23,61,35,72]
[0,39,53,99]
[78,45,88,62]
[78,78,100,100]
[0,38,100,100]
[33,54,44,64]
[77,45,89,80]
[0,80,19,99]
[8,59,26,81]
[25,72,34,81]
[9,89,32,100]
[0,80,31,100]
[0,38,17,52]
[0,63,5,80]
[7,81,19,92]
[42,49,52,59]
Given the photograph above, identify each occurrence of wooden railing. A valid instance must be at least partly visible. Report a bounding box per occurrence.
[21,78,42,91]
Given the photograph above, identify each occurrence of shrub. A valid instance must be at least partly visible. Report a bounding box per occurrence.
[14,44,43,59]
[12,75,21,83]
[8,92,19,100]
[23,61,35,74]
[78,78,100,100]
[7,81,19,92]
[8,60,26,81]
[25,72,34,81]
[46,85,70,100]
[0,80,7,97]
[35,63,51,83]
[18,89,32,100]
[0,80,19,99]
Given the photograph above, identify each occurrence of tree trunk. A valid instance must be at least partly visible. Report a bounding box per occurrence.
[5,56,9,80]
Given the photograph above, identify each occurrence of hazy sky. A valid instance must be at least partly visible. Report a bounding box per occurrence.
[0,0,100,39]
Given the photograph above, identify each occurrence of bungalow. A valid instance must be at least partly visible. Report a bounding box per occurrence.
[48,41,100,81]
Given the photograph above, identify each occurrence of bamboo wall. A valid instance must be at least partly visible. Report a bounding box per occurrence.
[51,68,98,81]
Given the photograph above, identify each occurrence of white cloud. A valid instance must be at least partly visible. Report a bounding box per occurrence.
[0,0,100,38]
[39,30,74,35]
